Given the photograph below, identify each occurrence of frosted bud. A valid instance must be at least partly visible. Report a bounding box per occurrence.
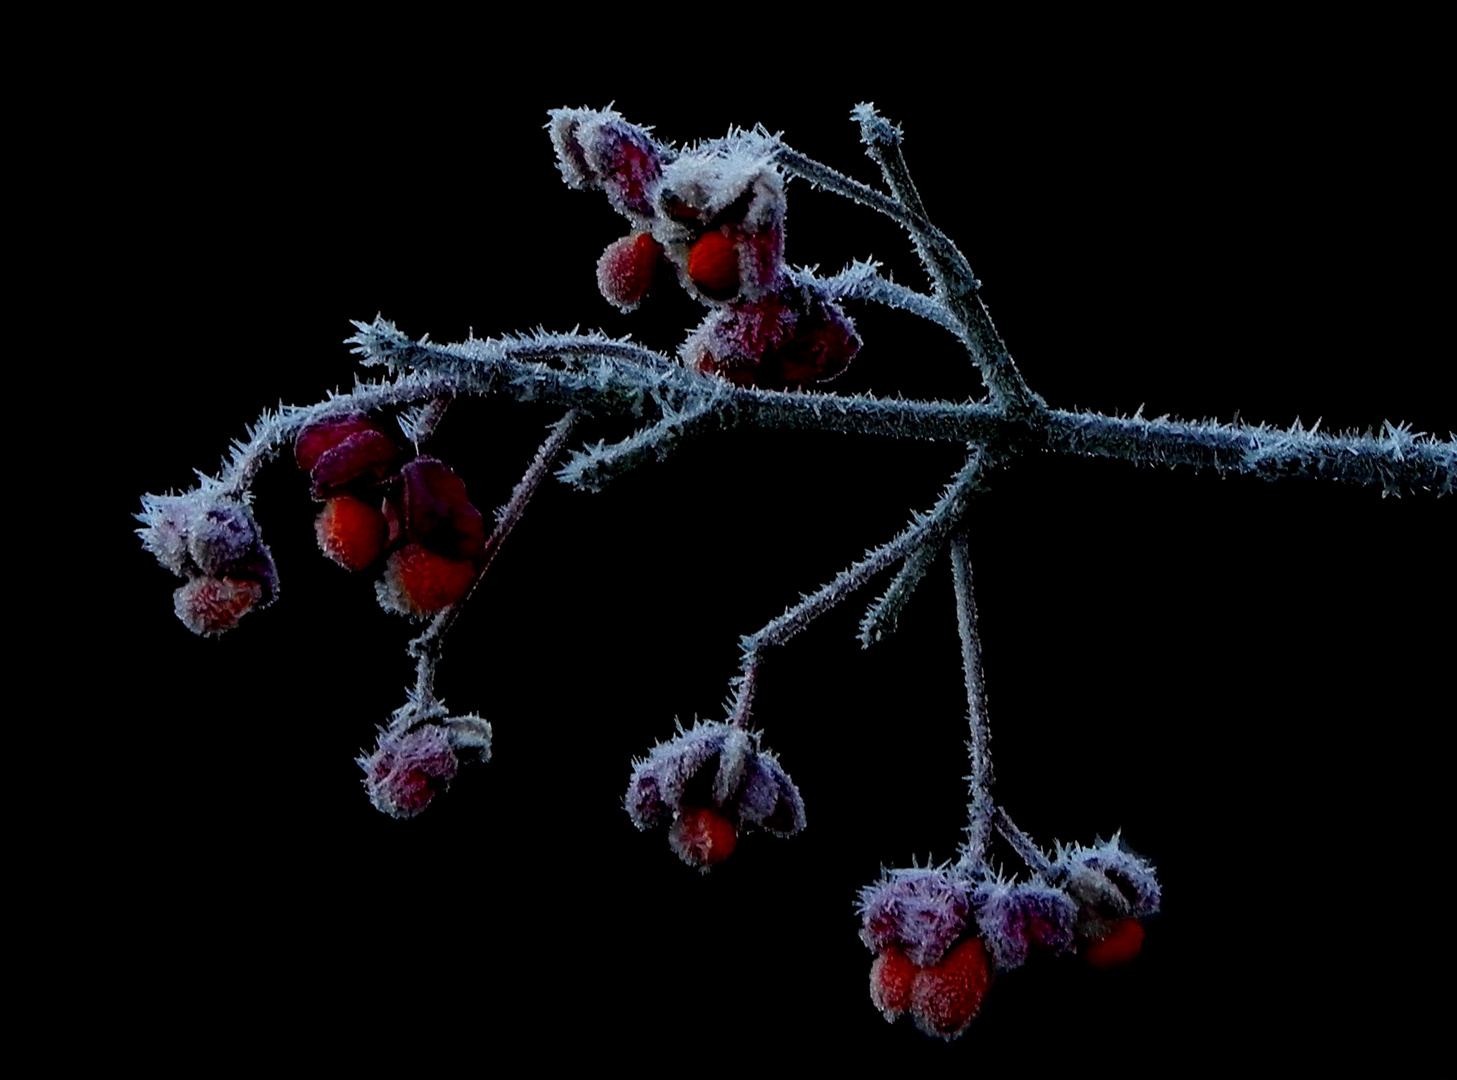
[973,879,1078,970]
[857,867,974,968]
[625,720,805,868]
[1049,837,1161,941]
[141,486,279,632]
[358,723,461,819]
[548,107,665,219]
[139,487,265,578]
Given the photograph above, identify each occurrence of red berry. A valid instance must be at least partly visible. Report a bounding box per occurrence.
[315,495,388,571]
[869,947,916,1021]
[668,806,737,870]
[1084,918,1144,969]
[910,938,992,1040]
[596,232,662,309]
[687,230,740,297]
[380,543,477,616]
[173,576,263,636]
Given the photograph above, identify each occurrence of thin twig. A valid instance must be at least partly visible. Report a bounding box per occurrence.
[950,531,994,867]
[406,410,580,715]
[727,450,989,727]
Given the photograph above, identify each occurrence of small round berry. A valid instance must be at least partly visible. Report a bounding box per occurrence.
[668,806,737,870]
[1084,918,1144,969]
[173,576,263,636]
[869,947,916,1021]
[315,495,388,571]
[596,232,662,310]
[378,543,477,617]
[910,938,992,1040]
[686,231,740,297]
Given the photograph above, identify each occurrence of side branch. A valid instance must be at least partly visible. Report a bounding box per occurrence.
[727,450,991,727]
[851,106,1043,418]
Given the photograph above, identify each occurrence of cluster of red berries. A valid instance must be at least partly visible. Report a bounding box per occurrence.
[871,938,994,1040]
[551,107,860,389]
[295,412,487,617]
[858,846,1157,1040]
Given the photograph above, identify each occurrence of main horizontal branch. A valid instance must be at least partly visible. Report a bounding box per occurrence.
[349,319,1453,495]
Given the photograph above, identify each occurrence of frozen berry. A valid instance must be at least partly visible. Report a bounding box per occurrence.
[596,232,662,310]
[173,576,264,636]
[870,947,916,1021]
[668,806,737,870]
[315,495,388,571]
[911,938,992,1040]
[378,543,477,617]
[687,231,740,297]
[1084,918,1144,970]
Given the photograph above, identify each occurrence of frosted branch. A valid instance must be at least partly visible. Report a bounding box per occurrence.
[349,320,1453,496]
[950,533,994,868]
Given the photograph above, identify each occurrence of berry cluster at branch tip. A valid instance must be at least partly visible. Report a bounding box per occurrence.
[550,107,859,388]
[857,838,1158,1039]
[138,485,278,635]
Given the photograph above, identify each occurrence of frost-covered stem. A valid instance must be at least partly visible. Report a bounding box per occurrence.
[503,337,679,373]
[556,391,727,491]
[727,451,989,728]
[406,411,580,711]
[407,396,451,450]
[771,143,968,281]
[950,532,994,867]
[726,660,761,730]
[798,263,965,340]
[854,107,934,251]
[854,106,1042,417]
[352,322,1454,495]
[858,532,943,645]
[993,805,1052,876]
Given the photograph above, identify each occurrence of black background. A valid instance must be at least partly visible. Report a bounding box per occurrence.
[88,10,1452,1070]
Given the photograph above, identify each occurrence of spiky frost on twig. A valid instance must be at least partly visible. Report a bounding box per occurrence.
[556,391,729,491]
[853,103,1043,417]
[350,319,1452,495]
[950,533,994,866]
[406,411,580,709]
[727,450,991,728]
